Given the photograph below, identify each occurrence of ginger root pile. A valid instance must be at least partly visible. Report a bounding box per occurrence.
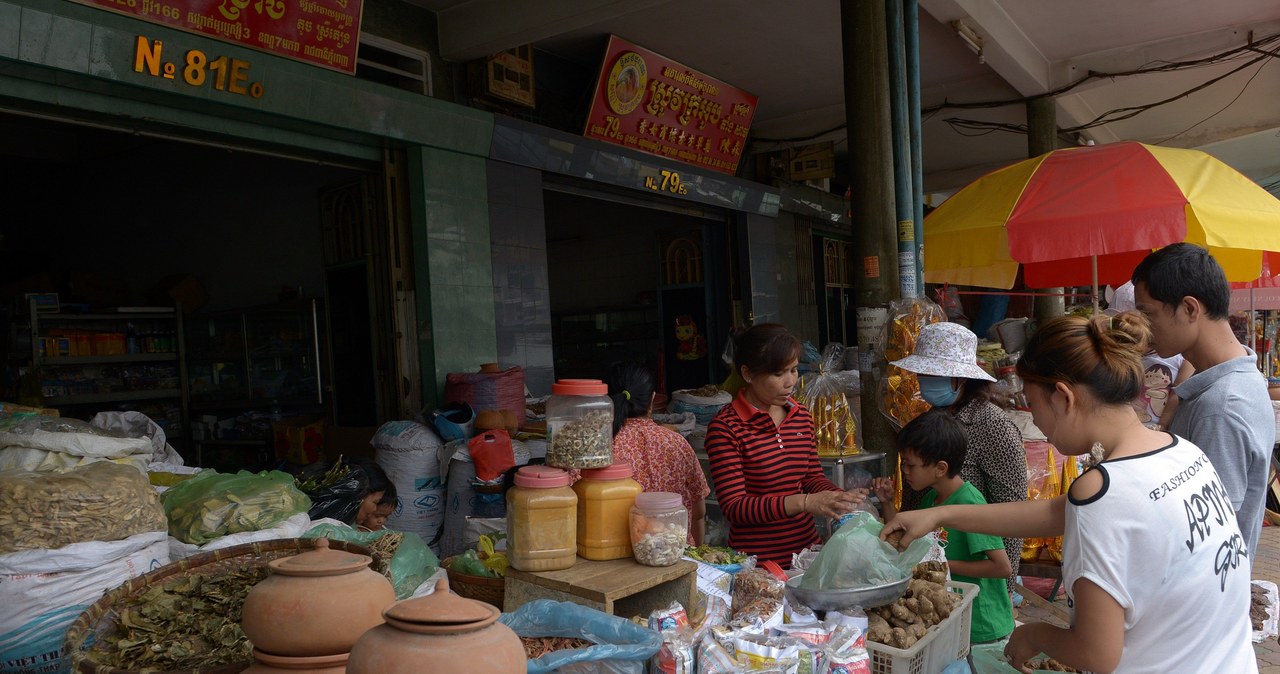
[866,561,957,650]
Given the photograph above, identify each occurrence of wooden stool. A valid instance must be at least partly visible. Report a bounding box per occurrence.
[504,557,696,618]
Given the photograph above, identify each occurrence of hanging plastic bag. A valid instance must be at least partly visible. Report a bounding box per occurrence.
[1047,455,1080,561]
[498,599,662,674]
[799,512,931,590]
[1021,447,1060,562]
[794,344,861,456]
[873,298,945,429]
[468,429,515,482]
[162,469,311,545]
[304,521,439,598]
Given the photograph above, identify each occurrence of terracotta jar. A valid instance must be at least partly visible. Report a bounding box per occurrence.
[240,538,395,656]
[347,578,525,674]
[241,650,348,674]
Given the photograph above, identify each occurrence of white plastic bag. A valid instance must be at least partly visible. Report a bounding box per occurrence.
[90,410,184,465]
[0,416,153,474]
[0,530,169,674]
[374,421,446,553]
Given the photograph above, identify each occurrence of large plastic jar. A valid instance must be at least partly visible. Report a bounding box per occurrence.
[545,379,614,469]
[629,492,688,567]
[506,465,577,572]
[574,462,643,560]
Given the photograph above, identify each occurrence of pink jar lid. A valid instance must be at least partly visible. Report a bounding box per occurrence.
[635,491,682,510]
[580,462,633,481]
[514,465,572,488]
[551,379,608,396]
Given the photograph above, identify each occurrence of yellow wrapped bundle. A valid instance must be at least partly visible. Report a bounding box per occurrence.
[1022,449,1060,562]
[795,344,861,456]
[1046,456,1080,561]
[876,298,945,429]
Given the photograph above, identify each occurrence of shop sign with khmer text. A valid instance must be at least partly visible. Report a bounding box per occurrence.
[70,0,363,74]
[583,35,758,176]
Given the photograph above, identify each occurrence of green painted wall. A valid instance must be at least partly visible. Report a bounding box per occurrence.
[1,0,500,409]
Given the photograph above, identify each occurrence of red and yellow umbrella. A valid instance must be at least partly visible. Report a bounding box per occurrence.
[924,141,1280,290]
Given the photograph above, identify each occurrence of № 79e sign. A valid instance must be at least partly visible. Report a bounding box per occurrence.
[70,0,363,74]
[583,35,758,176]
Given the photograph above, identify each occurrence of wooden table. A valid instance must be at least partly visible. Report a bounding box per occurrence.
[1020,558,1064,599]
[504,557,697,618]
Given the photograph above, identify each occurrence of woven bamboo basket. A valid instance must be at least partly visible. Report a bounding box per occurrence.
[62,537,373,674]
[442,555,505,609]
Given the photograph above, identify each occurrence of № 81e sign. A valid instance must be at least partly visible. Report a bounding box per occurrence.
[69,0,362,74]
[583,35,758,176]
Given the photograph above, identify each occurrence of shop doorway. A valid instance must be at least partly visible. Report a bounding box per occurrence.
[815,237,856,348]
[543,186,728,393]
[0,112,392,467]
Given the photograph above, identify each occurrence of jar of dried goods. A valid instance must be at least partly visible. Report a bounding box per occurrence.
[506,465,577,572]
[545,379,614,469]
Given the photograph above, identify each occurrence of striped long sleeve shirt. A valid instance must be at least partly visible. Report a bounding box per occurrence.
[705,393,840,568]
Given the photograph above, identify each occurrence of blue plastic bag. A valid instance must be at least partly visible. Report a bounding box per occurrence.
[499,599,662,674]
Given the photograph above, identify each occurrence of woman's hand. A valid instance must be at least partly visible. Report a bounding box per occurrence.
[804,488,866,519]
[871,477,894,504]
[879,509,941,550]
[1003,624,1042,674]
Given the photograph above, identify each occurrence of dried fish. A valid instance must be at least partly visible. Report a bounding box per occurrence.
[520,636,592,659]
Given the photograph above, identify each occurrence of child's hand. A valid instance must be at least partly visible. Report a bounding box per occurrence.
[871,477,894,504]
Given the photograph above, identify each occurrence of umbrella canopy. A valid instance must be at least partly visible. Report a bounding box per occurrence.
[924,141,1280,290]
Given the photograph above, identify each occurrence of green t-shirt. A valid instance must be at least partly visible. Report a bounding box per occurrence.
[921,482,1015,643]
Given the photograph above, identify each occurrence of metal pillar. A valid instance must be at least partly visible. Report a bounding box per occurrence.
[1027,96,1065,319]
[904,0,925,294]
[842,0,899,459]
[887,0,918,300]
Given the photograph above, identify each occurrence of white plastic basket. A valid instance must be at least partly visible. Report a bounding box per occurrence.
[866,581,979,674]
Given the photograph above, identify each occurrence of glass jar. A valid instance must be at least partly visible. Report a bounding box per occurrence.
[506,466,577,572]
[545,379,614,469]
[629,492,688,567]
[574,462,643,561]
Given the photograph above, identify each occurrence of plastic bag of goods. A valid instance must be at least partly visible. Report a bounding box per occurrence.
[304,522,439,599]
[168,512,313,561]
[1021,446,1060,563]
[295,458,368,525]
[0,530,169,674]
[373,421,446,551]
[0,415,153,473]
[162,470,311,545]
[90,410,184,465]
[499,599,662,674]
[0,462,166,555]
[671,385,733,425]
[794,343,861,456]
[799,512,931,590]
[874,298,945,429]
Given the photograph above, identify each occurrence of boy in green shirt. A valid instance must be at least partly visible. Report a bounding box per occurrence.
[875,409,1015,644]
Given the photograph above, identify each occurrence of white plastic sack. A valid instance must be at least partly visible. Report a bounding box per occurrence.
[167,512,312,561]
[374,421,445,554]
[91,411,183,465]
[0,416,153,474]
[0,446,150,474]
[0,530,169,674]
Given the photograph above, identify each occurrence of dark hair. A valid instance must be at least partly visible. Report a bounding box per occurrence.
[953,377,993,410]
[896,409,967,477]
[1017,312,1149,406]
[734,323,802,376]
[1131,243,1230,320]
[351,458,392,498]
[606,362,655,435]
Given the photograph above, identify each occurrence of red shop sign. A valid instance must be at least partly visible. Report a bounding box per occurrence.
[70,0,363,74]
[583,35,758,176]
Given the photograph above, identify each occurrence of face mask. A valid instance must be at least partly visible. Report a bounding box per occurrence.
[918,375,960,407]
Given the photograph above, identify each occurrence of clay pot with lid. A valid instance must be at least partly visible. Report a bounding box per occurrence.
[347,578,525,674]
[241,650,349,674]
[240,538,396,656]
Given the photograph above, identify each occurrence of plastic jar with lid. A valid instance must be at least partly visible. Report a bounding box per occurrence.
[545,379,614,469]
[506,465,577,572]
[629,492,688,567]
[574,462,643,560]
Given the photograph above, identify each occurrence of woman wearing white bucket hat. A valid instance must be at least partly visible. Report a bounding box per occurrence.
[887,322,1028,582]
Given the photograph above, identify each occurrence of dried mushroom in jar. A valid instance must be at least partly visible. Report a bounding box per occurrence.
[546,410,613,469]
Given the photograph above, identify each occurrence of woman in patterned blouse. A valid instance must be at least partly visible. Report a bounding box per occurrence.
[704,324,868,567]
[606,363,710,545]
[890,322,1028,581]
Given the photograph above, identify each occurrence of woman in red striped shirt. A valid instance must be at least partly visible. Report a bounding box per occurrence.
[705,324,867,568]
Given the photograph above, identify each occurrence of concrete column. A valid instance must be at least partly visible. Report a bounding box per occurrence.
[843,0,899,459]
[1026,97,1065,319]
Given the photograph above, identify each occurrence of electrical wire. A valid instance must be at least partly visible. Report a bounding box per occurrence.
[1152,57,1273,144]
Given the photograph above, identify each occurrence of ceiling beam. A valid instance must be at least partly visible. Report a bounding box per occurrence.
[436,0,671,61]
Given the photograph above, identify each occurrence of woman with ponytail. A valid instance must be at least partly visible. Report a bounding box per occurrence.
[882,313,1256,674]
[604,362,709,545]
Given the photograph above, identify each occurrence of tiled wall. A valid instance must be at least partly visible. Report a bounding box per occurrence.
[488,161,555,396]
[746,214,780,325]
[410,147,498,404]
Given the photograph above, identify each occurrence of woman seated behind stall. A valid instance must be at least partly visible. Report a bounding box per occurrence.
[606,362,710,545]
[705,323,868,568]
